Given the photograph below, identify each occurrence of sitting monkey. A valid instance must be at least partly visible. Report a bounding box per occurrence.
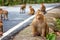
[31,10,49,37]
[0,20,3,37]
[29,6,35,15]
[40,3,46,14]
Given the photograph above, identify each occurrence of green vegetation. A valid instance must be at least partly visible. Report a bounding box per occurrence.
[0,0,2,5]
[0,0,60,6]
[46,33,56,40]
[46,18,60,40]
[56,18,60,30]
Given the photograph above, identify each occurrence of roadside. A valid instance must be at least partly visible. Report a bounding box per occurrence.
[13,6,60,40]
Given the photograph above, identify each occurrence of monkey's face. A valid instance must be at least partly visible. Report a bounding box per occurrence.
[37,14,44,20]
[36,11,44,20]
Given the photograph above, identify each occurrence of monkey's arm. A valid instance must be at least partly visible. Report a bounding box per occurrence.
[30,19,38,36]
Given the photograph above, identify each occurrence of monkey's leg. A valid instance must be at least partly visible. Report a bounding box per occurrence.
[0,24,3,37]
[32,26,38,36]
[3,14,5,20]
[1,14,3,20]
[41,27,45,37]
[6,14,8,20]
[24,9,25,13]
[45,24,49,37]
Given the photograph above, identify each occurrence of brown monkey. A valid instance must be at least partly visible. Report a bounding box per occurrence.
[20,4,26,13]
[31,10,49,37]
[3,10,8,20]
[29,6,35,15]
[0,20,3,37]
[0,8,3,20]
[40,3,46,14]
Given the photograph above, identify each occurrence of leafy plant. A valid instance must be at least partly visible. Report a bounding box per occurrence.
[46,18,60,40]
[56,18,60,30]
[46,33,56,40]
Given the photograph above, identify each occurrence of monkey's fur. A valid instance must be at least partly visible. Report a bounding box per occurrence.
[40,3,46,14]
[0,8,3,20]
[0,8,8,20]
[0,20,3,37]
[31,10,49,37]
[3,10,8,20]
[20,4,26,13]
[29,6,35,15]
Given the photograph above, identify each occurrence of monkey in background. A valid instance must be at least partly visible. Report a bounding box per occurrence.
[0,8,8,20]
[3,10,8,20]
[29,6,35,15]
[40,3,46,14]
[0,20,3,37]
[20,4,26,13]
[31,10,49,37]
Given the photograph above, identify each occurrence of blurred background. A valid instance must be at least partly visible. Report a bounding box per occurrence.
[0,0,60,6]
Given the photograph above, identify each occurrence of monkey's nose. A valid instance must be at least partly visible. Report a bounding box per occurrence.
[37,17,41,20]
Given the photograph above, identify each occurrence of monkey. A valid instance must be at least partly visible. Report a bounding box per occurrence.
[0,8,3,20]
[0,9,8,20]
[20,4,26,13]
[0,20,3,37]
[29,6,35,15]
[3,10,8,20]
[40,3,46,14]
[31,10,49,37]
